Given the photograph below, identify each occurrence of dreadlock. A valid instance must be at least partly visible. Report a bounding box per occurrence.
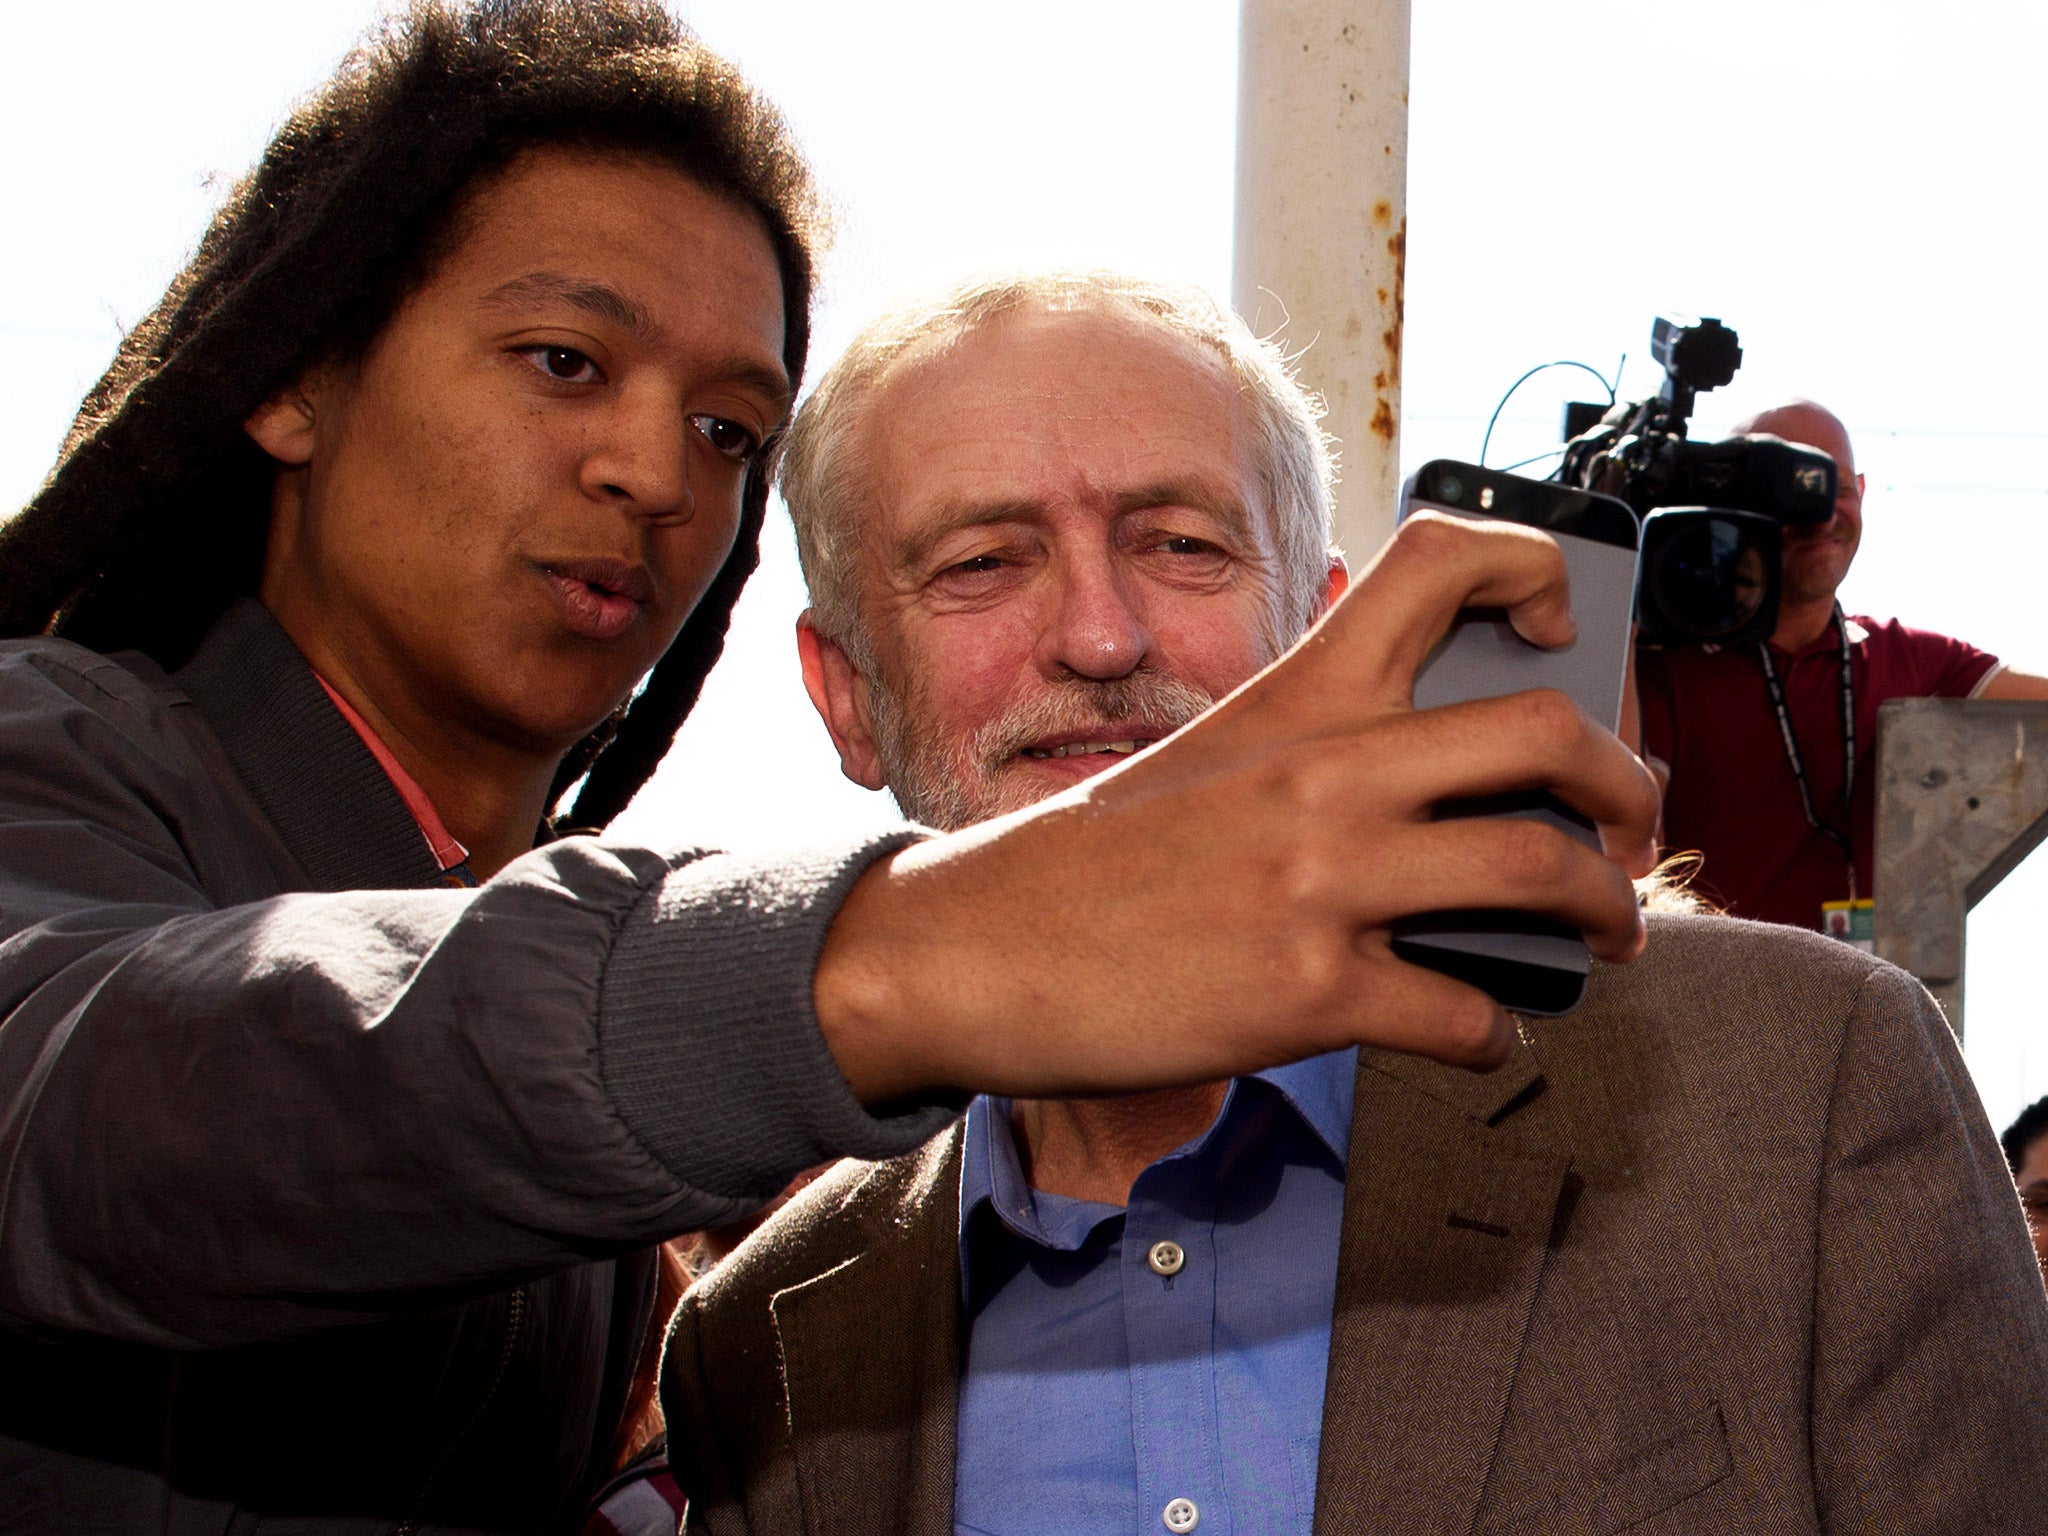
[0,0,823,828]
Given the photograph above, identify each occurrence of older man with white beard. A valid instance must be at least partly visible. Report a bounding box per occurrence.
[662,273,2048,1536]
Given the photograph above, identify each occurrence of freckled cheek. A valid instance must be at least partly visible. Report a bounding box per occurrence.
[420,414,567,576]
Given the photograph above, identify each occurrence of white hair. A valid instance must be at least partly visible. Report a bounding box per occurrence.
[777,270,1338,667]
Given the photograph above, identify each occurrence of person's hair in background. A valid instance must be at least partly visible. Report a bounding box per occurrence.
[0,0,825,829]
[2002,1094,2048,1283]
[780,269,1339,675]
[2001,1096,2048,1180]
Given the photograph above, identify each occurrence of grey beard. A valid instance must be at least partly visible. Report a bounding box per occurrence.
[866,669,1218,832]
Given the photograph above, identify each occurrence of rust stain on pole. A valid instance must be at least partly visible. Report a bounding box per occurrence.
[1234,0,1412,556]
[1383,218,1406,387]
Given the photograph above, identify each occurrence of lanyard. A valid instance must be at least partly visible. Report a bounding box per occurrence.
[1755,603,1858,897]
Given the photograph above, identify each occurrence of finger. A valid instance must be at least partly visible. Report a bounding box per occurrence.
[1154,514,1576,758]
[1305,512,1577,706]
[1310,691,1661,874]
[1337,947,1517,1070]
[1353,816,1648,963]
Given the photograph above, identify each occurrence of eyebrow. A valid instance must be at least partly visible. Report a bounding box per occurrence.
[1109,479,1257,538]
[891,477,1258,577]
[481,270,792,409]
[484,272,659,341]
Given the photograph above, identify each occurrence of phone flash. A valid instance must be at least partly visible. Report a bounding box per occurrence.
[1479,486,1495,510]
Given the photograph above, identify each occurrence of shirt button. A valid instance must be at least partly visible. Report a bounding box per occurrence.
[1147,1240,1186,1277]
[1162,1497,1200,1532]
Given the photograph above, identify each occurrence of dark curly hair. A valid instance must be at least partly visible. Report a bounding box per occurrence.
[0,0,823,827]
[2004,1094,2048,1179]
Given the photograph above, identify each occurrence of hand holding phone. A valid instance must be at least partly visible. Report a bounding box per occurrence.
[1390,461,1642,1015]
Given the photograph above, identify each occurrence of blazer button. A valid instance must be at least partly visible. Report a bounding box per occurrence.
[1163,1496,1200,1532]
[1147,1240,1186,1277]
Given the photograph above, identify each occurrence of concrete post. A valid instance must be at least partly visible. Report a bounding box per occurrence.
[1873,697,2048,1037]
[1233,0,1412,562]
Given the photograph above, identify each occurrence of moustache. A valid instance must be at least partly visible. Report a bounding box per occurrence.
[973,672,1218,768]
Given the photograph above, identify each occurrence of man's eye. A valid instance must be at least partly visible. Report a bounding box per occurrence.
[689,414,760,464]
[518,345,602,384]
[946,554,1007,576]
[1156,535,1230,561]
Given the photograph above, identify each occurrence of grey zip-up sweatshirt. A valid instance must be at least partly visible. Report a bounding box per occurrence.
[0,600,950,1532]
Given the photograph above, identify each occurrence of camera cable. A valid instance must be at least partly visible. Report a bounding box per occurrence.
[1754,601,1858,899]
[1478,357,1620,471]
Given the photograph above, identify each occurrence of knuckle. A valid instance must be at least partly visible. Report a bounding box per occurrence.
[1262,740,1348,821]
[1286,936,1351,1006]
[1274,836,1345,914]
[1515,686,1586,745]
[1394,510,1465,561]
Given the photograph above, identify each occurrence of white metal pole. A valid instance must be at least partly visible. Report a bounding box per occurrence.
[1233,0,1413,561]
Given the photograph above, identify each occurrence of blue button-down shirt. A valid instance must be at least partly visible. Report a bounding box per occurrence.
[953,1050,1356,1536]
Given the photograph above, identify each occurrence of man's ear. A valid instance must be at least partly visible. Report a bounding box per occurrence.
[243,378,323,466]
[1317,554,1350,614]
[796,612,887,791]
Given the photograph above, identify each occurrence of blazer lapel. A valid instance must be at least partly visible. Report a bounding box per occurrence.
[773,1128,964,1536]
[1312,1034,1570,1536]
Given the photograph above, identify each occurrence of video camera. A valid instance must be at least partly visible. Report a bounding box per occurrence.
[1556,315,1837,646]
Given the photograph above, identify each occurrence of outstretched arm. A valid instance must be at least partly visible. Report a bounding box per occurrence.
[1978,667,2048,701]
[0,651,942,1347]
[0,513,1657,1350]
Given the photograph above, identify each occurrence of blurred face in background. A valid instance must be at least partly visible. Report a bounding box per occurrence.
[2016,1131,2048,1284]
[1743,401,1865,615]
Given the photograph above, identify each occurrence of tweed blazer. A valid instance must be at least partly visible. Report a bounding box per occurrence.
[663,913,2048,1534]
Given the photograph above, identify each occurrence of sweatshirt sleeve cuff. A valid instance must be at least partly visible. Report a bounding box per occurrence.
[597,828,961,1200]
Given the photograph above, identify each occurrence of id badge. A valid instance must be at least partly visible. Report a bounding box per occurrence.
[1821,898,1874,953]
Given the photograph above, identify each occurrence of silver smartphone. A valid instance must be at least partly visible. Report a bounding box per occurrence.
[1391,460,1641,1015]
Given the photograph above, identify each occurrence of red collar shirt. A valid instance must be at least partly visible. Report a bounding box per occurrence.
[1638,616,1999,929]
[314,676,473,883]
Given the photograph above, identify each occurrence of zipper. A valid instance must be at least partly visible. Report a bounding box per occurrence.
[395,1284,528,1536]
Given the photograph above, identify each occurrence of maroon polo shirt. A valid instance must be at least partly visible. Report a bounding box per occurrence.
[1638,615,2000,929]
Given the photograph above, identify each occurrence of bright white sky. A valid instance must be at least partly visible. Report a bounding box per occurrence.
[5,0,2045,1126]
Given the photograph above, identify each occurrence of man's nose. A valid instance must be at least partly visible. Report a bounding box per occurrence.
[580,385,694,522]
[1036,554,1153,680]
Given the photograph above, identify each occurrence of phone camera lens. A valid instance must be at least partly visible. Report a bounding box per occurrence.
[1439,474,1464,503]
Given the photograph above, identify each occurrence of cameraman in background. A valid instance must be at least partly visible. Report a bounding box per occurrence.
[1637,399,2048,932]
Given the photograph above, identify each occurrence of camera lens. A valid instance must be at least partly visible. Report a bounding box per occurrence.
[1648,516,1767,641]
[1438,474,1464,504]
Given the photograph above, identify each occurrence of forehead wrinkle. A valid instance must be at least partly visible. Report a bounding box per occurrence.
[481,270,662,347]
[854,309,1261,589]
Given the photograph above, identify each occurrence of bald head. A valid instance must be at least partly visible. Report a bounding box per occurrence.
[1733,399,1867,627]
[1734,399,1857,483]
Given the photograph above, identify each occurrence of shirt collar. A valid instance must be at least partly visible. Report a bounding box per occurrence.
[172,599,450,892]
[958,1048,1357,1251]
[313,674,471,874]
[1775,609,1871,660]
